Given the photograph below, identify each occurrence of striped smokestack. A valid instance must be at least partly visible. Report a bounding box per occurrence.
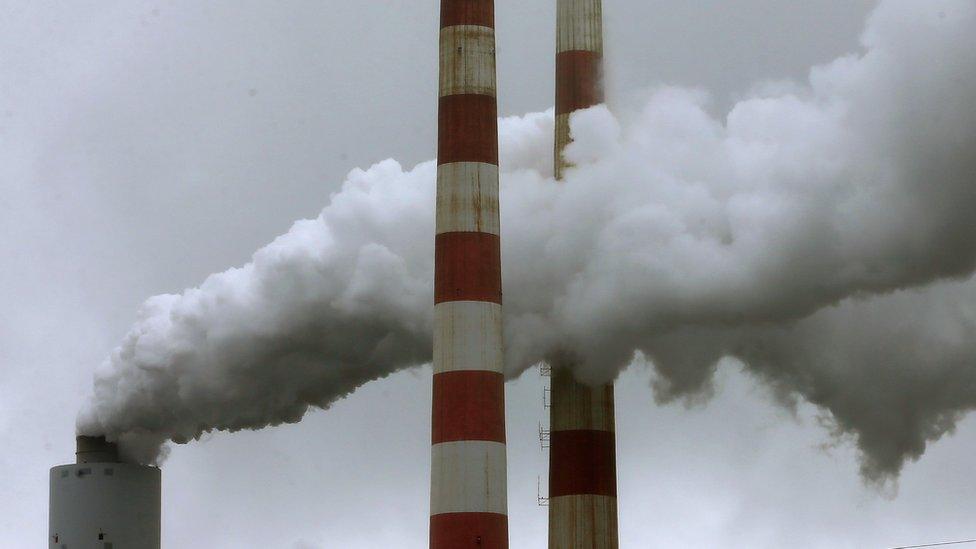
[550,1,619,548]
[430,1,508,548]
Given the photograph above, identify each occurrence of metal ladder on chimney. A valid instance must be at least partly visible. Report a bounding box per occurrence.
[537,364,551,506]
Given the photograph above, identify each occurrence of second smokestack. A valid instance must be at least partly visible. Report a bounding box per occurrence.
[549,1,620,548]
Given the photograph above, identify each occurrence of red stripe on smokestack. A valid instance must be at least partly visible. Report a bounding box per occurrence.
[438,95,499,165]
[556,50,604,115]
[434,232,502,304]
[430,513,508,548]
[432,0,507,547]
[550,1,619,547]
[549,430,617,497]
[432,370,506,444]
[440,0,494,29]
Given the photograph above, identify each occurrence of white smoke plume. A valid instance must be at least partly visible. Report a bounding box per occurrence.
[80,0,976,480]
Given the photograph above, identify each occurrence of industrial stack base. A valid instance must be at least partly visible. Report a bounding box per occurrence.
[49,436,161,549]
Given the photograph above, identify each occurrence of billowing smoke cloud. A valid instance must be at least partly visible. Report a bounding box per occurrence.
[80,0,976,480]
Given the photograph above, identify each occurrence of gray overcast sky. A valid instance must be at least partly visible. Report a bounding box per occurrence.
[4,1,974,547]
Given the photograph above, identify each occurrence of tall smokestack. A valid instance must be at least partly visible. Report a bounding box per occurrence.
[49,436,161,548]
[549,1,619,548]
[430,1,508,548]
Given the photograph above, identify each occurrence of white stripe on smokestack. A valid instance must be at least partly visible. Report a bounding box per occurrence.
[431,1,508,548]
[430,441,508,515]
[434,301,503,374]
[549,495,618,548]
[556,0,604,54]
[436,163,500,236]
[550,1,619,548]
[440,25,497,97]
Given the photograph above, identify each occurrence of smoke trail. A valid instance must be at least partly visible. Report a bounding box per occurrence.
[80,0,976,479]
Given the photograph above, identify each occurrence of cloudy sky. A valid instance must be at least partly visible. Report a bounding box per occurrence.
[3,1,975,547]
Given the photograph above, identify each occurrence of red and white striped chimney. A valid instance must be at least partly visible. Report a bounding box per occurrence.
[430,1,508,548]
[549,1,619,548]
